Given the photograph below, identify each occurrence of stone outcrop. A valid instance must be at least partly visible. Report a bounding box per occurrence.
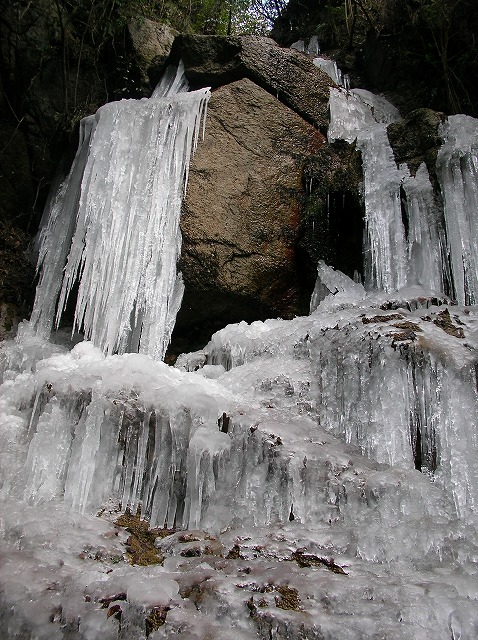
[387,108,446,176]
[173,77,326,350]
[167,35,335,130]
[127,18,178,92]
[0,14,357,353]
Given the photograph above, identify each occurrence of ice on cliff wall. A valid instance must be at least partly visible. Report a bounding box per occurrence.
[1,58,478,640]
[328,86,478,306]
[30,65,209,360]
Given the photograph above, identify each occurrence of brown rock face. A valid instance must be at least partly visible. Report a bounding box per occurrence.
[174,78,326,350]
[127,18,178,92]
[168,35,335,130]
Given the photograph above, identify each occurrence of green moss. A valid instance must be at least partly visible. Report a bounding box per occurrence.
[115,510,174,566]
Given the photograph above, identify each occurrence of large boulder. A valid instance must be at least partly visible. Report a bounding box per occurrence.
[127,18,178,92]
[172,77,326,351]
[167,35,335,130]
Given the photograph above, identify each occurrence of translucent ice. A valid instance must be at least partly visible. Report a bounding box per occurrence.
[437,114,478,304]
[327,88,470,298]
[328,87,408,292]
[310,260,366,312]
[31,65,210,360]
[2,52,478,640]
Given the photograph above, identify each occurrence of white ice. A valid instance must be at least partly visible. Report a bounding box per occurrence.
[2,55,478,640]
[30,63,210,360]
[328,87,478,301]
[437,114,478,304]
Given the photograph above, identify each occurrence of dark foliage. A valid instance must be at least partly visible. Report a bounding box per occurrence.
[272,0,478,117]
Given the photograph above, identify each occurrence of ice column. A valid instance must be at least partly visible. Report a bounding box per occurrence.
[437,114,478,304]
[402,163,449,293]
[328,87,408,292]
[29,116,96,337]
[31,65,210,360]
[328,87,454,294]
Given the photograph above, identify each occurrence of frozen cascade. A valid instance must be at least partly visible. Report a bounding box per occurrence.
[2,58,478,640]
[29,64,210,360]
[437,114,478,305]
[328,84,478,301]
[402,163,449,294]
[328,87,409,291]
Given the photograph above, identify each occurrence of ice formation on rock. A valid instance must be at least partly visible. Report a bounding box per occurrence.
[313,57,346,87]
[30,64,209,360]
[328,87,409,292]
[437,115,478,304]
[328,84,478,305]
[1,52,478,640]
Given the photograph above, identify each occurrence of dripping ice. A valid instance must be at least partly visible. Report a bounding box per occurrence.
[29,61,210,360]
[328,83,478,302]
[1,54,478,640]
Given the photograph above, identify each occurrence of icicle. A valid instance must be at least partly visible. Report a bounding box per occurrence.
[402,163,449,292]
[437,114,478,304]
[306,35,320,56]
[31,63,210,360]
[29,116,96,338]
[151,59,189,98]
[328,87,407,292]
[313,57,342,86]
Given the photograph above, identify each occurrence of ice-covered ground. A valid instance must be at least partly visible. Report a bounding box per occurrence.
[1,281,478,639]
[2,57,478,640]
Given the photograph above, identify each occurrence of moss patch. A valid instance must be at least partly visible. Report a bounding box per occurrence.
[115,510,174,566]
[433,308,465,338]
[274,585,302,611]
[145,606,170,635]
[291,550,347,574]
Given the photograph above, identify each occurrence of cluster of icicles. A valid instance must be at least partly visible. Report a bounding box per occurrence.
[29,63,210,360]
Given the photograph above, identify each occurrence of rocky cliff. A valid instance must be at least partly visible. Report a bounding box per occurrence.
[0,14,451,354]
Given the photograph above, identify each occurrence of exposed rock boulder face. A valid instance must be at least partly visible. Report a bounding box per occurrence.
[166,35,335,130]
[172,77,327,352]
[127,18,178,93]
[0,13,358,352]
[387,108,446,177]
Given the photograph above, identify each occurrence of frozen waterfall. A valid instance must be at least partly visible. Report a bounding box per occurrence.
[1,54,478,640]
[29,63,210,360]
[328,85,478,304]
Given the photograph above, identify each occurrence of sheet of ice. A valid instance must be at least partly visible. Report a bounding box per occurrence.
[194,291,478,525]
[307,35,320,55]
[313,57,343,86]
[31,65,210,360]
[29,116,96,338]
[290,40,305,52]
[310,260,366,312]
[402,163,450,292]
[151,59,189,98]
[328,89,478,303]
[2,286,478,637]
[328,87,408,292]
[3,51,478,640]
[437,114,478,304]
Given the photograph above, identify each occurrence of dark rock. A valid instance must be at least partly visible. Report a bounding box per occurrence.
[127,18,178,92]
[300,143,364,284]
[387,108,446,176]
[433,308,465,339]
